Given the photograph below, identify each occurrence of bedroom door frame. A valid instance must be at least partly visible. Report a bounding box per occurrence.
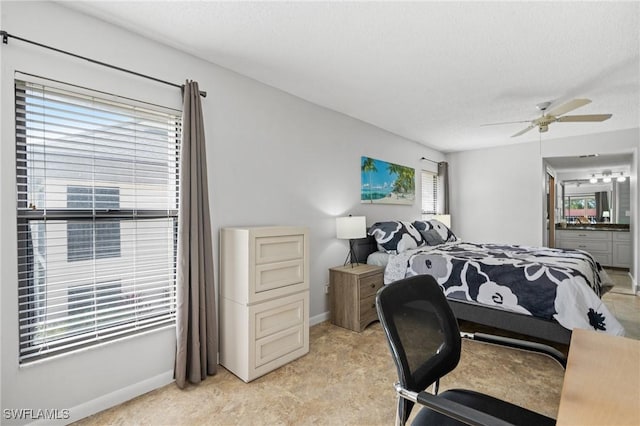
[548,173,555,248]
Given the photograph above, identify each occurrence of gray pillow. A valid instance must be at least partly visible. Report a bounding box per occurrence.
[420,229,445,246]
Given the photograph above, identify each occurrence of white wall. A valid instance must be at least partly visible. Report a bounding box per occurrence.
[447,141,543,245]
[208,67,444,320]
[0,2,444,423]
[448,128,639,286]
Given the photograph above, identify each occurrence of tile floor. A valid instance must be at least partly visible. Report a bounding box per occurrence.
[75,271,638,425]
[603,268,639,339]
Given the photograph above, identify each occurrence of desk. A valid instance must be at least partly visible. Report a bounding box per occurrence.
[557,329,640,425]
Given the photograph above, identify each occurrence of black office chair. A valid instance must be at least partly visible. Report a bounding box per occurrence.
[376,275,567,426]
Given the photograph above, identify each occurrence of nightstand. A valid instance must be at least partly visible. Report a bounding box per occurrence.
[329,264,385,332]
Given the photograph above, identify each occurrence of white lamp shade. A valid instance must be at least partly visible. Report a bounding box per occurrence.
[602,211,610,218]
[336,216,366,239]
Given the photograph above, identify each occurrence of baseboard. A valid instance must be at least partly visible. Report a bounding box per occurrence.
[310,311,330,326]
[27,370,174,426]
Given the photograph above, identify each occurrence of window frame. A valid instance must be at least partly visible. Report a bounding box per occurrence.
[15,77,182,363]
[421,169,439,214]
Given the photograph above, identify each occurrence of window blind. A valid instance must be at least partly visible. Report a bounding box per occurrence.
[15,78,182,363]
[421,170,438,214]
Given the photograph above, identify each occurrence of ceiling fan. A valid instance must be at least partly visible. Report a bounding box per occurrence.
[484,99,612,137]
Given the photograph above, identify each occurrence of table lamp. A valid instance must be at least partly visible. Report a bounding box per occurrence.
[336,215,366,267]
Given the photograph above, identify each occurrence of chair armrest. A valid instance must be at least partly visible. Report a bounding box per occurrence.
[462,332,567,369]
[415,391,515,426]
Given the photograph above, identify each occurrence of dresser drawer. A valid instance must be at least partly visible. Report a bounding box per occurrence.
[561,239,612,253]
[613,232,631,242]
[255,323,305,368]
[255,234,304,264]
[251,291,309,373]
[253,293,305,340]
[255,259,304,293]
[359,273,383,298]
[556,230,611,241]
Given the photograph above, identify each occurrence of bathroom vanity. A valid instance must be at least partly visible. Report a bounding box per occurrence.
[556,226,631,269]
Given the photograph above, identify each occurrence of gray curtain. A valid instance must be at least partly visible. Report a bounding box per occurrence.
[595,191,609,221]
[438,161,449,214]
[175,81,217,388]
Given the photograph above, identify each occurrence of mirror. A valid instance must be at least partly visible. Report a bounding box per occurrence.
[545,154,632,225]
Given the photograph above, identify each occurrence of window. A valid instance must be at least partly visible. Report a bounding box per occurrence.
[67,186,121,262]
[16,77,182,362]
[67,281,124,331]
[564,195,597,222]
[421,170,438,214]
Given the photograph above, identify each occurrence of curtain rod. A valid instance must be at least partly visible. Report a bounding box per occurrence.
[420,157,444,165]
[1,30,207,98]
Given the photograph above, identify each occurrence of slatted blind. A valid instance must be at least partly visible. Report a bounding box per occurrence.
[421,170,438,214]
[15,77,182,363]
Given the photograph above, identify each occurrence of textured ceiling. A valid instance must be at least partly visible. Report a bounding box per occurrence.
[62,1,640,153]
[546,153,632,175]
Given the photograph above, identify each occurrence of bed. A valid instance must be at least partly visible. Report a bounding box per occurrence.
[355,219,625,345]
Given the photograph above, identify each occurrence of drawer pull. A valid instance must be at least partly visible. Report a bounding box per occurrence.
[371,303,376,309]
[578,245,586,248]
[371,283,376,288]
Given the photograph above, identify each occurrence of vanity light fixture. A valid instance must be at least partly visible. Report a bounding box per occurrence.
[589,174,598,184]
[617,172,626,183]
[602,172,612,183]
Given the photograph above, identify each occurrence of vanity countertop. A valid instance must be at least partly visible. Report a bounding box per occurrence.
[556,226,630,232]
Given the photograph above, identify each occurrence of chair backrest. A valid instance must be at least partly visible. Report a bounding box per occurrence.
[376,274,461,393]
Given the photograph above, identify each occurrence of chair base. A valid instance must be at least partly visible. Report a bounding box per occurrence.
[412,389,555,426]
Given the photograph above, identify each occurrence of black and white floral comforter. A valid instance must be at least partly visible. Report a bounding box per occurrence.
[384,241,625,336]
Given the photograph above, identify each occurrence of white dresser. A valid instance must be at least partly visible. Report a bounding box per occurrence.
[556,229,631,268]
[220,226,309,382]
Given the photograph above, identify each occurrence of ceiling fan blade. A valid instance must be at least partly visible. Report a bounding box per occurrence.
[480,120,531,127]
[511,125,536,137]
[546,98,591,117]
[557,114,612,122]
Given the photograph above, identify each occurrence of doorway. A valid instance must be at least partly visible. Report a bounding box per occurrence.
[547,173,555,248]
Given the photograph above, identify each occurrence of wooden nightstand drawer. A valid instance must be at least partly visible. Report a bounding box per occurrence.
[360,274,383,298]
[359,294,379,330]
[329,263,384,332]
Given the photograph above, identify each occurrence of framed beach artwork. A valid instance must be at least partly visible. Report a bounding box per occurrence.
[361,156,415,205]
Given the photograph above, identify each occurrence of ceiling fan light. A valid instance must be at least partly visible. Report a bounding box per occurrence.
[589,175,597,184]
